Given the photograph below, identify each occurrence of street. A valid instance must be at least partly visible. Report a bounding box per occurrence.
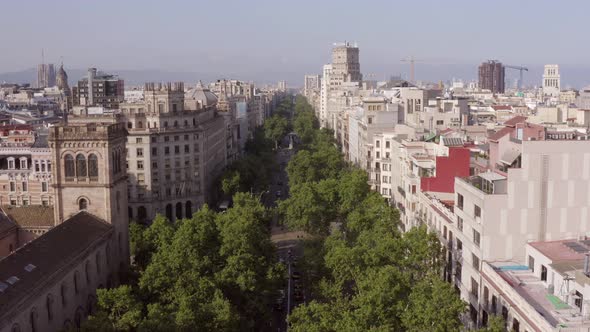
[265,135,307,332]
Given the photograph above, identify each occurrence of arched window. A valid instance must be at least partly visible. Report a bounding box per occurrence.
[165,204,173,221]
[64,155,75,179]
[60,284,67,307]
[175,202,183,220]
[46,294,54,321]
[76,155,87,178]
[138,121,143,129]
[29,308,37,332]
[74,271,80,294]
[96,251,102,274]
[85,261,91,284]
[75,307,84,329]
[138,206,147,221]
[88,154,98,179]
[116,191,121,212]
[153,121,157,128]
[79,198,88,210]
[185,201,192,218]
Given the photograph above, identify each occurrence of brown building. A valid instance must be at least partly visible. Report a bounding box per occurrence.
[478,60,505,94]
[0,122,129,331]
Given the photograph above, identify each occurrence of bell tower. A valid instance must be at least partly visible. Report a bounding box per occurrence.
[49,123,129,260]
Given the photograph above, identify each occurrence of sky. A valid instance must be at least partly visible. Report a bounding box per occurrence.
[1,0,589,85]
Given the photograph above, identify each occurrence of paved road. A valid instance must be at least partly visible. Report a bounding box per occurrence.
[266,138,307,332]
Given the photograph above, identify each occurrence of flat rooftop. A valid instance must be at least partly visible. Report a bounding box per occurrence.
[489,261,590,330]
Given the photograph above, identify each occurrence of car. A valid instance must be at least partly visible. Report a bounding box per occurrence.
[291,271,301,280]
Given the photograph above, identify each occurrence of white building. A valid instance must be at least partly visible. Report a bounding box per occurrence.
[543,64,561,97]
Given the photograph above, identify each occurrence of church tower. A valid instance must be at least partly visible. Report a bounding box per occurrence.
[49,122,129,261]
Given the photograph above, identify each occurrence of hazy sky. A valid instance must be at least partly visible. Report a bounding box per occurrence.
[1,0,589,82]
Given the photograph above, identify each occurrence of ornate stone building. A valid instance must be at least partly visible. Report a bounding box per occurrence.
[0,122,129,331]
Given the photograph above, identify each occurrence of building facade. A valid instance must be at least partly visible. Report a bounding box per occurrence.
[478,60,505,94]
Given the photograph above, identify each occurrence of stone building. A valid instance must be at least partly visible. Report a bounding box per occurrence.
[121,82,226,222]
[0,122,129,332]
[73,68,124,109]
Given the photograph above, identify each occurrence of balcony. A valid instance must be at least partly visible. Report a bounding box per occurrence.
[461,172,507,195]
[397,186,406,199]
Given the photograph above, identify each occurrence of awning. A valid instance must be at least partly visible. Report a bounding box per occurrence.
[500,149,520,165]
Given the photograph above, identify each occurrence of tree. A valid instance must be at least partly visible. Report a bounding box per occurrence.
[83,286,143,331]
[401,275,466,332]
[264,114,289,149]
[477,315,505,332]
[221,171,241,196]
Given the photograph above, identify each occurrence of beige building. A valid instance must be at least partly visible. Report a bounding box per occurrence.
[121,82,226,222]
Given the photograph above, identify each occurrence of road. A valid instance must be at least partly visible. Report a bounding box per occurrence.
[265,136,307,332]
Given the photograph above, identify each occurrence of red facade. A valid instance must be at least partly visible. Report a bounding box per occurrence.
[420,147,470,193]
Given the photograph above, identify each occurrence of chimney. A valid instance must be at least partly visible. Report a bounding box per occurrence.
[584,254,590,277]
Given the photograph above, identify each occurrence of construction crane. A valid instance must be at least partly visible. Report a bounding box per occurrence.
[505,65,529,90]
[401,56,423,83]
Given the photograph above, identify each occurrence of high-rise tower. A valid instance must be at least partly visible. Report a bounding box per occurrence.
[478,60,505,94]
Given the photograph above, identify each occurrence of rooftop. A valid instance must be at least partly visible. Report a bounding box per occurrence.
[0,212,112,316]
[529,239,590,263]
[1,205,55,228]
[485,261,588,329]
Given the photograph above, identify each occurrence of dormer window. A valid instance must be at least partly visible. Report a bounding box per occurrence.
[7,158,15,170]
[19,158,27,170]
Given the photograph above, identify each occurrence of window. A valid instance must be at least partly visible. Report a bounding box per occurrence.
[174,135,179,141]
[472,253,480,269]
[386,141,390,148]
[473,229,481,247]
[184,134,189,141]
[74,272,79,294]
[457,217,463,231]
[137,161,144,170]
[575,291,583,311]
[137,173,145,185]
[528,256,535,272]
[376,140,380,148]
[152,162,158,169]
[76,155,87,178]
[152,147,157,156]
[457,194,464,210]
[22,200,28,206]
[35,162,40,172]
[79,198,88,210]
[474,204,481,218]
[136,137,143,144]
[88,154,98,179]
[60,284,68,307]
[175,146,180,154]
[457,239,462,251]
[471,277,478,299]
[151,136,157,143]
[9,182,15,192]
[20,158,27,169]
[65,155,75,178]
[165,147,170,155]
[541,265,547,281]
[184,145,190,153]
[164,136,169,142]
[436,120,444,125]
[136,148,143,157]
[491,295,497,314]
[368,117,373,124]
[7,158,14,169]
[45,294,54,321]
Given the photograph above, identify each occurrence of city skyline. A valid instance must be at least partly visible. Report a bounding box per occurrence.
[1,0,590,87]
